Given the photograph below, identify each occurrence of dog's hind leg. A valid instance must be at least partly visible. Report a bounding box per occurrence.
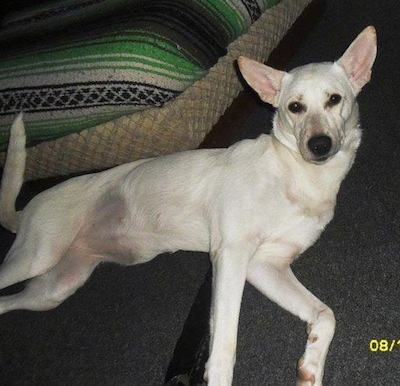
[0,203,85,292]
[0,250,98,315]
[0,241,62,293]
[247,258,335,386]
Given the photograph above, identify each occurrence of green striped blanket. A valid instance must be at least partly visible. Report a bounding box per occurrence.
[0,0,280,150]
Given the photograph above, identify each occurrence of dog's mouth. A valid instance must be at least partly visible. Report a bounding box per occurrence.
[308,154,332,164]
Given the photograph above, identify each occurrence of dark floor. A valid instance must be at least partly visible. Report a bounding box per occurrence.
[1,0,400,385]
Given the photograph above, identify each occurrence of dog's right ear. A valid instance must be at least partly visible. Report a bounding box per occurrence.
[237,56,285,107]
[336,26,377,94]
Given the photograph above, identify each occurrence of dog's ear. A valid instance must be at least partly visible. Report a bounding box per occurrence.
[336,26,377,93]
[237,56,285,107]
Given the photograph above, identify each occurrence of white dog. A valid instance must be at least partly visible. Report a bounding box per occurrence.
[0,26,376,385]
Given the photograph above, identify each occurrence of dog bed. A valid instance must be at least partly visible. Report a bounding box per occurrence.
[0,0,312,180]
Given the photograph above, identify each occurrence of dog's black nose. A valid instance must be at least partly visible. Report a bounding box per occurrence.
[307,135,332,157]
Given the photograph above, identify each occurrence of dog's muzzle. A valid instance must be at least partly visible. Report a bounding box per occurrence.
[307,135,332,161]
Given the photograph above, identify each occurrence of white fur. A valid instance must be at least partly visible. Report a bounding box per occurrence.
[0,26,377,385]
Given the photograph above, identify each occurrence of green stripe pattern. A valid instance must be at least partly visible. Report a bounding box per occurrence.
[0,0,281,150]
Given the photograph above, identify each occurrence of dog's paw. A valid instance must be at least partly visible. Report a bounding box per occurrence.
[296,355,321,386]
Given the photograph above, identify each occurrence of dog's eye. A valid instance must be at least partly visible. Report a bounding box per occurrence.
[288,101,305,114]
[327,94,342,107]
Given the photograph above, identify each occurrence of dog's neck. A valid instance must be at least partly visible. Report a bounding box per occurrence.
[269,112,361,222]
[272,120,299,154]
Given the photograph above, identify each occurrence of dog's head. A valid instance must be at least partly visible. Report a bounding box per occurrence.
[238,26,377,164]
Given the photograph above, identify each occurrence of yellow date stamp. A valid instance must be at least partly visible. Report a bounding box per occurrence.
[369,339,400,352]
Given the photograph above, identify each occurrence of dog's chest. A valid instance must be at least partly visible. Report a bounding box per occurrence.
[246,177,337,263]
[292,204,330,244]
[265,198,333,261]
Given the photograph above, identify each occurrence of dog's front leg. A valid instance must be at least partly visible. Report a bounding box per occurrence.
[204,243,252,386]
[247,257,335,386]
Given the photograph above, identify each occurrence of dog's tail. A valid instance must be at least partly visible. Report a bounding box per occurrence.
[0,113,26,233]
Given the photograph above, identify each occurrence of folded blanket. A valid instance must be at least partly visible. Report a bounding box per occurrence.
[0,0,280,150]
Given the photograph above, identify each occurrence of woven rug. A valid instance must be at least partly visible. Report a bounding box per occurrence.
[0,0,311,180]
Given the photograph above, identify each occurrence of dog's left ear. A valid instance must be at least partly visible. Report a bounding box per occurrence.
[336,26,377,93]
[237,56,285,107]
